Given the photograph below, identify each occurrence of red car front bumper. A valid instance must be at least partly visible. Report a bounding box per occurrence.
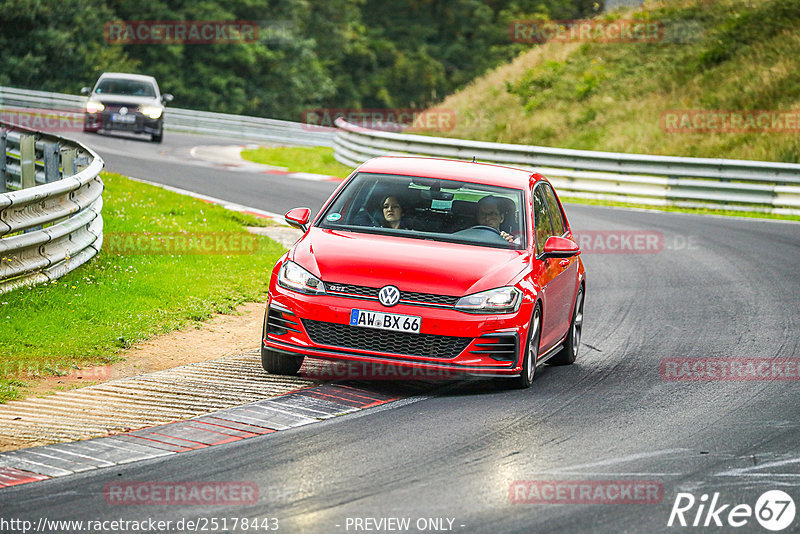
[263,281,536,378]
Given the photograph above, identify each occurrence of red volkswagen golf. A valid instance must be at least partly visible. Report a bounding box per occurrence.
[261,156,585,388]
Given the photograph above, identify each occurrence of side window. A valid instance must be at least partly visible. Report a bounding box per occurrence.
[541,184,566,236]
[533,186,553,256]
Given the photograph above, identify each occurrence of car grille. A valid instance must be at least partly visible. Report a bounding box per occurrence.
[302,319,471,359]
[325,282,459,307]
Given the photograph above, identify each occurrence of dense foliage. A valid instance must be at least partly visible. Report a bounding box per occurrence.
[431,0,800,163]
[0,0,599,120]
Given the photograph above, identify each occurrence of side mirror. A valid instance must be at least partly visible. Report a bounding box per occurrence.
[80,87,91,95]
[285,207,311,232]
[542,235,580,258]
[161,93,174,104]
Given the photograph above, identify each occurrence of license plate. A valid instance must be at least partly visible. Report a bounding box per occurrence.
[349,309,421,334]
[112,114,136,123]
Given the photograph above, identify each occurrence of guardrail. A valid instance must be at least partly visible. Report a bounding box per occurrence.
[333,119,800,215]
[0,86,335,147]
[0,121,104,294]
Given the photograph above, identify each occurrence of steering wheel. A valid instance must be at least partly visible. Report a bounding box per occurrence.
[467,225,502,235]
[366,210,381,227]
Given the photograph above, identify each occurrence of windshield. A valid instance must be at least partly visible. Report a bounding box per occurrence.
[95,79,157,97]
[317,172,526,249]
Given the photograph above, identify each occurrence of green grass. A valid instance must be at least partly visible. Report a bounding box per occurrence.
[0,172,286,402]
[240,146,354,178]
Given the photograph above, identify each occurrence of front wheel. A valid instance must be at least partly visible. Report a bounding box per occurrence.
[83,117,99,133]
[549,286,584,366]
[151,131,163,143]
[261,346,304,375]
[510,304,541,389]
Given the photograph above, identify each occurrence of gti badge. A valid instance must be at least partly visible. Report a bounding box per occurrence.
[378,285,400,307]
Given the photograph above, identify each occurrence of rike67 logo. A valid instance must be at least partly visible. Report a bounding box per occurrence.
[668,490,795,531]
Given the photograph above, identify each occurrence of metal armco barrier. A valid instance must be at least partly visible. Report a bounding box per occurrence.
[0,86,335,147]
[333,119,800,215]
[0,120,104,294]
[5,86,799,215]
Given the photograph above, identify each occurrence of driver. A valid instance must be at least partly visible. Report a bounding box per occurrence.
[476,196,514,243]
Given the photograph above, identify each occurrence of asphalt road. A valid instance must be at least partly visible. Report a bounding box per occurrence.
[69,129,341,215]
[2,130,799,533]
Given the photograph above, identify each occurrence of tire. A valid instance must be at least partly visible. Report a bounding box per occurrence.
[260,308,304,375]
[510,304,541,389]
[549,286,584,366]
[83,114,100,133]
[261,345,304,375]
[151,131,163,143]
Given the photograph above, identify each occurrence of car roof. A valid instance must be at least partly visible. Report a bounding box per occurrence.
[356,156,544,189]
[97,72,158,84]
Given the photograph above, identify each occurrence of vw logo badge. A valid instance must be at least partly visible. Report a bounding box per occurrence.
[119,107,128,115]
[378,285,401,307]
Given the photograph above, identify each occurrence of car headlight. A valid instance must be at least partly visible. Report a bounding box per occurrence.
[86,101,104,113]
[455,287,522,314]
[139,106,163,119]
[278,261,326,295]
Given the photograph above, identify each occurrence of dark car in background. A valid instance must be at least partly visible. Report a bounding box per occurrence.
[81,72,173,143]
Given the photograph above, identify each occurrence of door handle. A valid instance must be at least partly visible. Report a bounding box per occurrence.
[559,259,570,267]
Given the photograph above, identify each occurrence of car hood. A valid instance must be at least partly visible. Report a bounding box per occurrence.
[291,228,529,296]
[91,94,161,107]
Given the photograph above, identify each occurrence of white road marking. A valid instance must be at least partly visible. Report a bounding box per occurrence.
[536,448,690,473]
[716,456,800,477]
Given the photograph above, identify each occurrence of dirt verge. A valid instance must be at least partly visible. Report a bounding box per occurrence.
[16,301,268,400]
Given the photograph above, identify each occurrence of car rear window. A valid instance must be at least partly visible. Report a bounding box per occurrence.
[317,172,526,249]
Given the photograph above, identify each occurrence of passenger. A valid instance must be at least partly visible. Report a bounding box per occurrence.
[381,195,414,230]
[476,195,514,243]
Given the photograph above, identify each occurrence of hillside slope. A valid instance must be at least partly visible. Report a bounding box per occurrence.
[423,0,800,163]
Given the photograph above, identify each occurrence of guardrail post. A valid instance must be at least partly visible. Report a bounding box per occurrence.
[75,153,90,173]
[43,142,60,183]
[0,130,6,193]
[61,147,77,177]
[19,134,35,189]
